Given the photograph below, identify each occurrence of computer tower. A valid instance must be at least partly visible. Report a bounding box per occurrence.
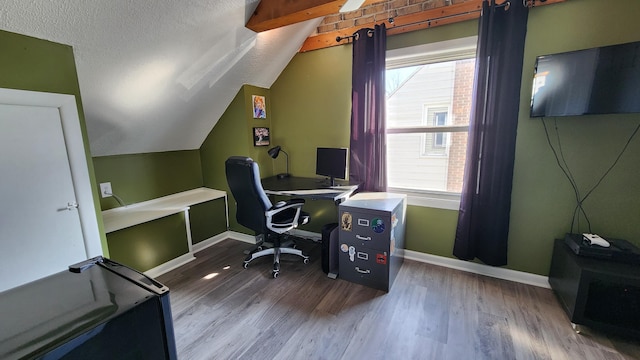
[321,222,339,278]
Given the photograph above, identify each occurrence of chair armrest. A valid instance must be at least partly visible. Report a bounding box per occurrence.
[265,199,305,234]
[270,198,305,210]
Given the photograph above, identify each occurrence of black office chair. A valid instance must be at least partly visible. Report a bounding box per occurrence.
[225,156,310,278]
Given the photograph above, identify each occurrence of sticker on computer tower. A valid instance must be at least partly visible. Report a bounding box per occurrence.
[376,253,387,264]
[340,243,349,252]
[357,218,369,227]
[341,212,352,231]
[371,218,385,233]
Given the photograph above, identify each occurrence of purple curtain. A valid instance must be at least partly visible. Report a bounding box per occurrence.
[453,0,529,266]
[349,24,387,192]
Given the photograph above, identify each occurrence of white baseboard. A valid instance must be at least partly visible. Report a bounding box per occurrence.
[192,232,233,253]
[143,231,250,278]
[286,231,549,288]
[226,231,257,244]
[403,249,550,289]
[188,231,550,289]
[144,253,196,279]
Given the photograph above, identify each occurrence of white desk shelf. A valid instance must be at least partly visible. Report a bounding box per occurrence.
[102,187,227,233]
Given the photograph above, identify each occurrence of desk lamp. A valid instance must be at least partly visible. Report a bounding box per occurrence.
[267,145,290,179]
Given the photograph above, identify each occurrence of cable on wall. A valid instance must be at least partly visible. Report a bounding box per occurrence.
[542,117,640,234]
[106,190,127,207]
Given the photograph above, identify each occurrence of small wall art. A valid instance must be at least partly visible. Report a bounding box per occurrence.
[252,95,266,119]
[253,127,270,146]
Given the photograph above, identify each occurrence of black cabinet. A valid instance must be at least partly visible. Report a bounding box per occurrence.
[549,239,640,338]
[0,257,177,359]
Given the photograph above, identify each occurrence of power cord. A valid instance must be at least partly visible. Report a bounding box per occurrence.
[105,190,127,207]
[542,117,640,234]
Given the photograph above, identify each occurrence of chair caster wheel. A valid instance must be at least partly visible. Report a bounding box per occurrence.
[272,271,279,278]
[303,258,310,264]
[243,262,249,269]
[571,323,581,334]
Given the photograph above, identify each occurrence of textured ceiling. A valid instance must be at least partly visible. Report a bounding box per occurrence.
[1,0,321,156]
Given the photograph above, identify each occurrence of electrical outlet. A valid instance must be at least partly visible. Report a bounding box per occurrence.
[100,182,112,198]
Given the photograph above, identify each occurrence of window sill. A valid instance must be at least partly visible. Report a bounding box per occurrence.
[387,188,461,211]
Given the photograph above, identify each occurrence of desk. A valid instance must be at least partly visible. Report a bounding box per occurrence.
[102,188,228,274]
[102,188,228,233]
[261,176,359,204]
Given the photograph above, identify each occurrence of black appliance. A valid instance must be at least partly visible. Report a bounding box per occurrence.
[0,256,177,360]
[530,40,640,117]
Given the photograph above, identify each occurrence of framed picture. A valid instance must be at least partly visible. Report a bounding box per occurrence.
[253,127,270,146]
[252,95,266,119]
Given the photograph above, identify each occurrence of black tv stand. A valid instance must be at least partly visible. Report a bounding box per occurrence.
[548,239,640,338]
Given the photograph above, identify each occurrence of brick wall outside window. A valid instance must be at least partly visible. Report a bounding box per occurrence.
[447,58,475,192]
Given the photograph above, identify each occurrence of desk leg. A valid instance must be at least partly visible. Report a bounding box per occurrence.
[224,194,229,230]
[184,208,193,255]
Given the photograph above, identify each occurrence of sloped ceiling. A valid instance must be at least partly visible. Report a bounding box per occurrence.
[0,0,321,156]
[1,0,563,156]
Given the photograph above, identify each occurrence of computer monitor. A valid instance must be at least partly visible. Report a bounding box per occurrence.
[315,147,348,186]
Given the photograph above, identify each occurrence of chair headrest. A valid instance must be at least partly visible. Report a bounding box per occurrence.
[226,156,253,166]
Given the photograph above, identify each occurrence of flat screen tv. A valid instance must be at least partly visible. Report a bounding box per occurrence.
[530,40,640,117]
[316,147,347,186]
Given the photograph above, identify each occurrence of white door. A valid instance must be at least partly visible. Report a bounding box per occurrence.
[0,89,101,292]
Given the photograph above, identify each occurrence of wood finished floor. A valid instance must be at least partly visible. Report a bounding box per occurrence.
[157,239,640,360]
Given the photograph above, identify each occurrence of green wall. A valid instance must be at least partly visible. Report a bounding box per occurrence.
[93,150,204,209]
[265,0,640,275]
[200,84,275,234]
[0,30,108,256]
[509,0,640,274]
[190,199,228,244]
[106,211,190,271]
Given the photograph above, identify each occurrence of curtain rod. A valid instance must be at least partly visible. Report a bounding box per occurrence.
[336,9,479,43]
[335,0,543,44]
[335,8,481,43]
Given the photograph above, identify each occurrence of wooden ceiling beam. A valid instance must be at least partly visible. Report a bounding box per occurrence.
[246,0,382,33]
[299,0,566,52]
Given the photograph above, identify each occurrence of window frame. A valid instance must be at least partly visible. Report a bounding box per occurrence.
[386,36,477,209]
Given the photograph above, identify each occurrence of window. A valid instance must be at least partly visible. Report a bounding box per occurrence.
[423,106,449,155]
[433,111,447,147]
[385,37,477,209]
